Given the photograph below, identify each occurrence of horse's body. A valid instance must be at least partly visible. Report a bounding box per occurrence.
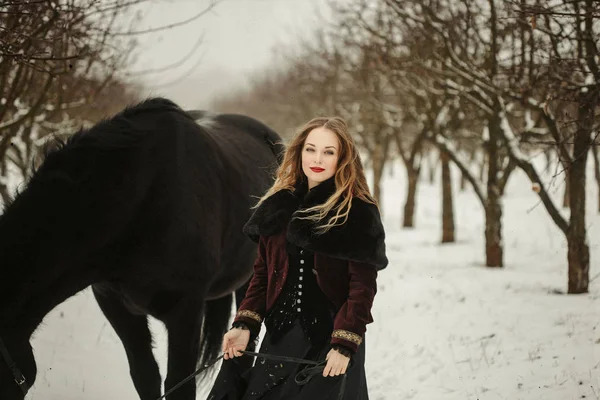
[0,98,283,400]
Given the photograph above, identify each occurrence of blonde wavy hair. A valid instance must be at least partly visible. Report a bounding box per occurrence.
[256,116,377,233]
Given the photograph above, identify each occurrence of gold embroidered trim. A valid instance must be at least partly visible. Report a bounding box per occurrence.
[332,329,362,345]
[236,309,262,323]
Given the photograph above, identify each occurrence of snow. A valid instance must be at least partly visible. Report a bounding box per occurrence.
[24,158,600,400]
[482,125,490,142]
[585,73,595,86]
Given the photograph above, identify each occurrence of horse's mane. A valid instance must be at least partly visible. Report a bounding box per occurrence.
[42,97,185,159]
[5,97,187,210]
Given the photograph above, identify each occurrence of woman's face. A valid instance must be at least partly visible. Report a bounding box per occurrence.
[301,127,340,189]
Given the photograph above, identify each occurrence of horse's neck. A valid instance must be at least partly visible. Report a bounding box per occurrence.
[0,143,119,336]
[0,264,97,338]
[0,225,98,338]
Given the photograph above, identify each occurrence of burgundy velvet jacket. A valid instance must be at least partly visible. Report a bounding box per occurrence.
[233,177,388,353]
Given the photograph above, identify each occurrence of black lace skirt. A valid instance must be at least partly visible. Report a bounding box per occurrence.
[206,320,369,400]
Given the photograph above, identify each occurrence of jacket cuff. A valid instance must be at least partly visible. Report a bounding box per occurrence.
[331,344,353,358]
[330,329,362,354]
[233,309,262,338]
[231,321,260,342]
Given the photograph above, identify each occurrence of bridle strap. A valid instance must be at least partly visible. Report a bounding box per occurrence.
[0,335,28,396]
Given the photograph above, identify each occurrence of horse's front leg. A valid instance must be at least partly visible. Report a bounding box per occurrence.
[164,298,204,400]
[92,284,162,400]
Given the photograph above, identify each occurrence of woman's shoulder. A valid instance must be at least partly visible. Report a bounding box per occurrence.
[243,188,301,243]
[347,196,384,232]
[288,194,388,270]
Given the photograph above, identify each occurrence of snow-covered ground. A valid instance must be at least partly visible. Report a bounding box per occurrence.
[26,158,599,400]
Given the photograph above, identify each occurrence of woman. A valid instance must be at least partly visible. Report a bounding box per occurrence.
[206,116,387,400]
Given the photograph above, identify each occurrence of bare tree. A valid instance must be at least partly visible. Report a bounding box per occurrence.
[334,0,426,224]
[212,26,344,139]
[336,48,395,206]
[0,1,134,203]
[497,0,600,293]
[382,0,528,267]
[0,0,217,205]
[440,147,454,243]
[214,11,397,205]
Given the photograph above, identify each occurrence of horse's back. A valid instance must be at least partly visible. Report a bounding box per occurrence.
[62,100,282,303]
[182,111,282,295]
[129,104,280,293]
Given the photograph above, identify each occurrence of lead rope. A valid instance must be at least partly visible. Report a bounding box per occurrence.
[157,350,348,400]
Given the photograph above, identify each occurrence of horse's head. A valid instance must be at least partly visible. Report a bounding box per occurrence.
[0,331,36,400]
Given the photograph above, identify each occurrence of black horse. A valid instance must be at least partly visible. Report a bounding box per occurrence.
[0,98,283,400]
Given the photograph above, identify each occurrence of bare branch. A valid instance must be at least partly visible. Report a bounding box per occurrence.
[429,132,486,206]
[497,106,569,234]
[126,33,205,76]
[110,1,220,36]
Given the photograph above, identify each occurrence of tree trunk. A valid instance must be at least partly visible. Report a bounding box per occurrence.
[567,226,590,294]
[403,166,419,228]
[485,190,503,267]
[567,97,592,294]
[441,150,455,243]
[485,119,504,267]
[592,142,600,213]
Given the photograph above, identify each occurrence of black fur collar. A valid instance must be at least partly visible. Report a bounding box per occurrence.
[243,177,388,270]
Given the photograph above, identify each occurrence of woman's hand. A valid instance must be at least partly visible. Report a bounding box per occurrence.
[322,348,350,377]
[222,328,250,360]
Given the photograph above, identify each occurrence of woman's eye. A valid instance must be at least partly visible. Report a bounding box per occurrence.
[326,151,334,155]
[305,147,314,152]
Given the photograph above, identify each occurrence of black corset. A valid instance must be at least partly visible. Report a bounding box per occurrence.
[264,241,335,346]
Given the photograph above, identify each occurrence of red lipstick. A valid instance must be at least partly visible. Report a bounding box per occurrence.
[310,167,325,173]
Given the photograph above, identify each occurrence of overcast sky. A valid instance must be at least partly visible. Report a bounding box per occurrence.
[128,0,328,109]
